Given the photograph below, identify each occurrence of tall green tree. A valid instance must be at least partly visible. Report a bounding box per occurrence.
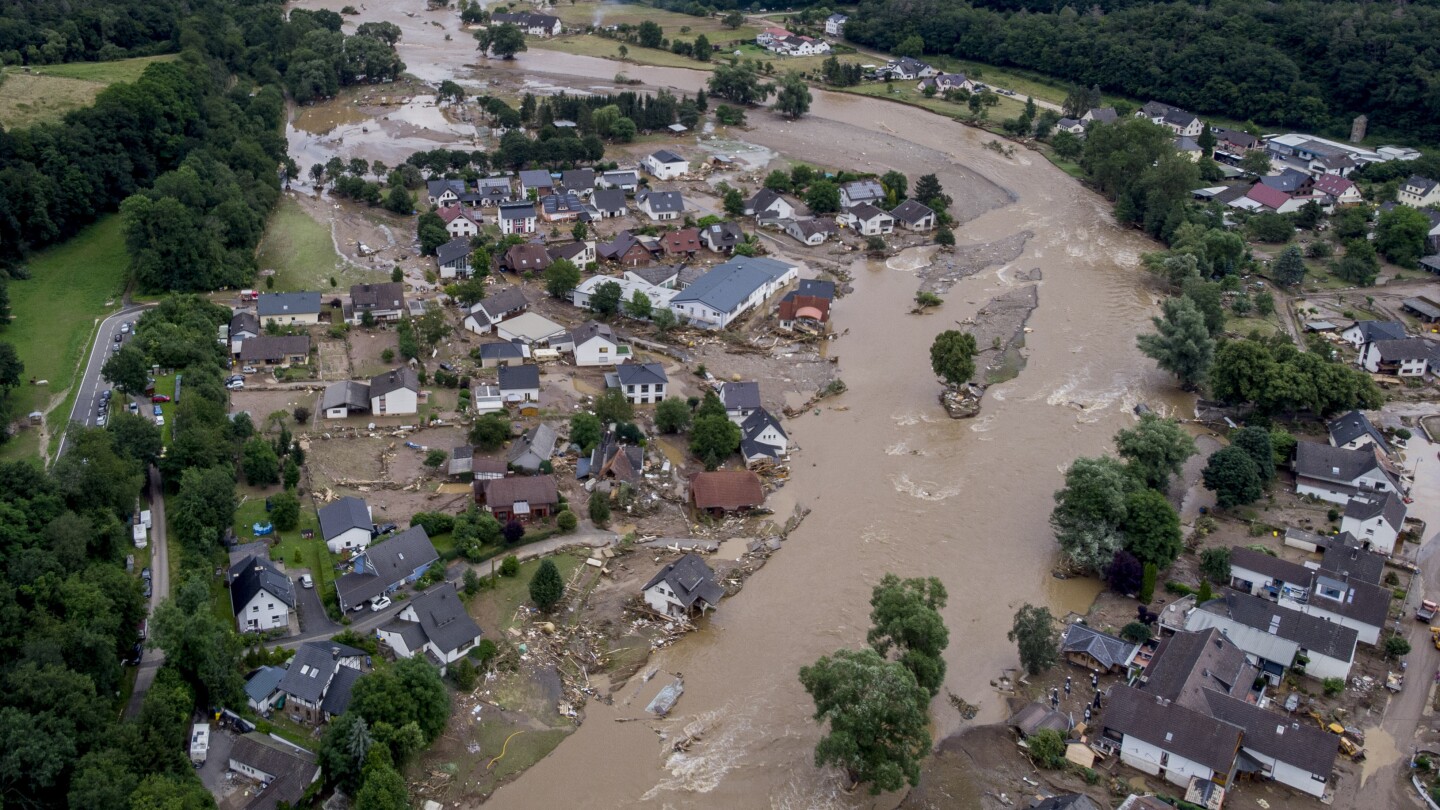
[150,575,243,707]
[102,342,150,395]
[1121,489,1182,569]
[569,412,603,452]
[1271,244,1307,286]
[529,559,565,611]
[775,72,813,119]
[799,648,931,794]
[689,414,741,469]
[1230,425,1276,482]
[1375,206,1431,268]
[655,398,691,434]
[1137,296,1215,390]
[1050,456,1136,572]
[1202,445,1264,508]
[929,330,977,386]
[1114,413,1196,490]
[543,259,581,298]
[588,280,624,316]
[866,575,949,696]
[1008,604,1059,676]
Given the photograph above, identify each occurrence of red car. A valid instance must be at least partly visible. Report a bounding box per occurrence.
[151,395,170,403]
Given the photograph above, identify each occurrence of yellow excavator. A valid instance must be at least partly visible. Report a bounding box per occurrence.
[1430,625,1440,650]
[1308,711,1366,761]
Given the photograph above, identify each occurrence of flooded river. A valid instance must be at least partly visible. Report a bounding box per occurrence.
[291,3,1187,805]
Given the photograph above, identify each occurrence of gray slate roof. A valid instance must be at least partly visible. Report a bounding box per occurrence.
[1144,628,1255,710]
[370,367,419,399]
[1061,623,1136,670]
[518,169,554,189]
[320,665,361,716]
[392,583,482,656]
[1372,337,1440,362]
[277,640,365,704]
[498,363,541,391]
[1199,589,1358,661]
[318,496,370,541]
[1202,689,1338,776]
[1327,410,1390,452]
[230,312,261,336]
[244,665,287,704]
[506,423,557,468]
[569,321,615,346]
[890,199,935,225]
[627,264,679,286]
[741,407,786,444]
[561,168,595,191]
[1294,441,1383,484]
[350,282,405,311]
[436,236,473,266]
[1341,491,1406,535]
[847,201,889,221]
[498,202,536,221]
[592,188,627,214]
[748,188,789,216]
[640,190,685,213]
[720,381,761,411]
[257,292,321,317]
[1104,685,1242,775]
[1229,546,1309,584]
[796,279,837,299]
[616,362,668,386]
[649,148,685,164]
[238,335,310,362]
[335,526,439,608]
[1032,796,1104,810]
[1347,319,1407,343]
[643,552,724,610]
[481,474,559,508]
[670,256,795,313]
[229,555,295,617]
[480,341,528,362]
[477,287,530,321]
[322,380,371,413]
[701,220,744,249]
[228,732,318,807]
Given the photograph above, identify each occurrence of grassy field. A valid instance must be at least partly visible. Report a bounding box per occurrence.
[0,55,177,129]
[255,197,353,292]
[1,215,128,462]
[553,2,761,41]
[475,553,585,633]
[840,80,1027,124]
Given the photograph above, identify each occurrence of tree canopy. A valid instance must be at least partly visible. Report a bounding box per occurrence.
[1114,413,1196,490]
[929,330,977,386]
[866,575,949,696]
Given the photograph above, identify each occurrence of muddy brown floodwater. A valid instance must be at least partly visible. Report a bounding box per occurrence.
[287,3,1193,805]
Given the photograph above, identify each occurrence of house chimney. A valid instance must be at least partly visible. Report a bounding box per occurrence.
[331,646,340,659]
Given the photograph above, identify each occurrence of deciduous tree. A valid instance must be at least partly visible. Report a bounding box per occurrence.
[1008,604,1059,676]
[544,259,581,298]
[469,414,510,450]
[1136,295,1214,390]
[689,414,741,469]
[1121,489,1182,569]
[775,72,812,119]
[867,575,949,695]
[1050,456,1136,572]
[1271,244,1307,286]
[1202,445,1264,508]
[655,398,691,433]
[928,330,977,386]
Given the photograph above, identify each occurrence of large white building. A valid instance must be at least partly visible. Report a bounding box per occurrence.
[571,274,677,315]
[668,256,798,329]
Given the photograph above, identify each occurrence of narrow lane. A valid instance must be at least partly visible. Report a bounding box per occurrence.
[124,466,168,719]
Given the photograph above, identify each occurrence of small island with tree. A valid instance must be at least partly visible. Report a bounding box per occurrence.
[929,329,982,418]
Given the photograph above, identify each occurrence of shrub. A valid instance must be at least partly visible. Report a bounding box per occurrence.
[472,638,499,667]
[503,520,525,544]
[381,348,395,363]
[1323,677,1344,697]
[499,555,520,577]
[411,512,456,536]
[293,406,311,424]
[1138,563,1157,603]
[463,568,482,597]
[1384,635,1412,660]
[589,490,611,527]
[451,658,478,690]
[557,510,578,533]
[1026,729,1066,769]
[1120,621,1152,643]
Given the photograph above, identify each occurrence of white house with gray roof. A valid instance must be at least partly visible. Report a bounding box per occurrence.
[668,256,799,329]
[497,202,538,235]
[1293,441,1401,504]
[318,496,372,554]
[719,381,761,424]
[1185,589,1358,682]
[436,236,475,278]
[257,292,322,326]
[609,363,668,404]
[643,553,723,617]
[642,149,690,180]
[377,583,482,674]
[229,555,295,633]
[890,199,937,232]
[740,408,788,465]
[839,179,886,209]
[1339,491,1406,554]
[637,190,685,221]
[335,526,438,612]
[275,640,366,724]
[1399,175,1440,209]
[1327,410,1391,454]
[369,367,419,416]
[1341,319,1406,352]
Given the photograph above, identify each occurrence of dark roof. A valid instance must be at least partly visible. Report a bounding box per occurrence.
[350,282,405,311]
[561,168,595,191]
[1341,492,1406,535]
[790,218,837,238]
[1228,546,1309,584]
[541,191,584,216]
[1371,337,1439,362]
[649,148,686,164]
[229,555,296,616]
[276,640,365,703]
[748,188,788,215]
[498,363,540,391]
[670,256,796,312]
[238,335,310,362]
[1294,442,1382,485]
[482,475,559,508]
[741,407,787,444]
[841,179,885,201]
[398,583,482,655]
[847,201,889,221]
[427,178,466,199]
[548,241,590,263]
[1007,702,1070,737]
[1307,572,1390,628]
[1086,107,1119,123]
[436,236,473,266]
[1104,685,1242,775]
[1143,628,1254,710]
[599,230,653,260]
[504,243,552,271]
[1202,690,1338,776]
[228,732,318,807]
[244,665,287,703]
[505,423,557,468]
[701,220,744,248]
[689,470,764,510]
[1327,410,1390,452]
[1346,319,1407,343]
[616,362,668,386]
[518,169,553,189]
[1031,796,1104,810]
[1260,168,1310,193]
[231,312,261,336]
[639,191,685,214]
[796,279,837,300]
[335,527,439,608]
[890,199,935,224]
[569,321,615,346]
[592,189,627,213]
[643,552,724,610]
[322,380,371,413]
[257,292,321,317]
[1200,589,1358,661]
[588,431,644,482]
[601,170,638,186]
[1061,623,1136,670]
[626,264,679,286]
[498,202,537,221]
[478,287,530,321]
[479,341,527,361]
[318,496,370,541]
[720,381,761,411]
[320,664,362,716]
[369,366,419,398]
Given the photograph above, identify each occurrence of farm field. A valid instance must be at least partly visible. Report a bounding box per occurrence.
[0,54,177,128]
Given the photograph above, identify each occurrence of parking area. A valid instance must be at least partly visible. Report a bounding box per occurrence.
[196,724,237,795]
[293,571,339,636]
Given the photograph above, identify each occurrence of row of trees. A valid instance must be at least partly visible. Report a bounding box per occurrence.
[0,0,185,64]
[844,0,1440,142]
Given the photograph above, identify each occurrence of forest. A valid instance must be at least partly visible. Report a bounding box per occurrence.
[0,0,185,64]
[844,0,1440,144]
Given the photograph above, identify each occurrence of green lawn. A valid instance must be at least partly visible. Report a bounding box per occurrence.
[839,80,1027,124]
[552,2,761,41]
[255,197,356,292]
[0,215,128,462]
[536,35,708,70]
[473,553,584,633]
[0,55,177,128]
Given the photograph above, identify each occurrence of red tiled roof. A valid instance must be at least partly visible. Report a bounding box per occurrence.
[1313,174,1355,196]
[1245,183,1292,211]
[662,228,702,254]
[439,207,475,224]
[689,471,764,511]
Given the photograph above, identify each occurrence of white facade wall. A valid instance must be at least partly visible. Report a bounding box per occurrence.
[748,423,788,453]
[1340,513,1399,555]
[855,214,893,236]
[371,387,418,416]
[644,583,687,616]
[238,589,290,632]
[643,157,689,180]
[1296,480,1354,505]
[447,216,479,238]
[260,312,320,326]
[1239,746,1328,798]
[621,381,666,404]
[573,336,620,366]
[1361,342,1429,375]
[326,526,372,554]
[1119,736,1216,790]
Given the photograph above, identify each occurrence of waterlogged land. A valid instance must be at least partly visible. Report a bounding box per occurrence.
[287,1,1180,804]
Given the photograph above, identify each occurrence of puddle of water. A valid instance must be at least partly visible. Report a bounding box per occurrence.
[1360,725,1402,785]
[654,436,687,468]
[713,537,748,561]
[1046,576,1105,617]
[570,377,600,397]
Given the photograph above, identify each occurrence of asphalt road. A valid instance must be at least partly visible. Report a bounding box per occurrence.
[57,303,152,457]
[124,465,169,720]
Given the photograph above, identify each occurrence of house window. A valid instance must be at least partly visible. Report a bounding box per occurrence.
[252,606,259,613]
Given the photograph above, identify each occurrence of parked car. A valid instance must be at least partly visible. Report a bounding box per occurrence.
[124,643,143,666]
[300,574,314,589]
[151,395,170,403]
[371,522,398,538]
[155,415,164,427]
[241,366,258,374]
[96,415,107,428]
[114,333,123,343]
[369,596,392,612]
[142,580,152,598]
[226,381,244,390]
[152,405,163,416]
[141,567,152,581]
[225,374,244,384]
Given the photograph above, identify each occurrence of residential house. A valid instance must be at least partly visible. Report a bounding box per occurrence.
[498,364,541,405]
[238,335,310,367]
[321,380,373,417]
[477,475,559,523]
[1293,441,1401,504]
[1060,623,1137,674]
[1185,589,1358,682]
[637,190,685,221]
[427,178,468,207]
[668,256,799,329]
[1266,134,1374,178]
[572,274,676,314]
[229,312,260,356]
[334,526,439,612]
[591,189,627,218]
[369,367,419,416]
[839,202,893,235]
[661,227,702,257]
[1341,319,1406,353]
[518,169,555,197]
[1259,168,1313,193]
[642,553,724,618]
[769,35,830,56]
[609,362,668,404]
[777,278,837,332]
[494,311,567,346]
[718,381,761,424]
[548,239,596,267]
[476,177,514,206]
[839,179,886,209]
[1321,540,1387,584]
[229,555,295,634]
[500,243,552,274]
[436,236,475,278]
[557,321,625,367]
[227,732,321,809]
[1399,176,1440,209]
[1227,546,1314,604]
[740,408,789,465]
[472,384,503,414]
[489,11,561,37]
[377,583,482,674]
[917,73,972,94]
[884,57,935,80]
[244,666,287,714]
[1314,173,1363,205]
[701,220,745,253]
[275,640,366,723]
[583,430,645,482]
[439,205,481,238]
[348,282,406,323]
[498,202,538,235]
[1339,491,1406,554]
[598,231,661,266]
[480,338,532,367]
[625,264,680,289]
[643,149,690,180]
[1175,136,1203,161]
[463,287,530,335]
[1228,546,1389,645]
[824,13,848,36]
[1105,686,1242,794]
[1054,117,1084,135]
[506,423,557,474]
[598,170,640,192]
[755,27,792,47]
[1328,410,1391,454]
[1199,690,1339,799]
[1210,126,1258,157]
[1136,101,1203,138]
[890,199,937,232]
[560,168,596,197]
[318,496,373,554]
[1360,337,1438,376]
[745,188,796,221]
[689,470,764,514]
[784,217,837,245]
[1082,107,1119,126]
[1243,183,1298,214]
[1008,702,1071,739]
[540,191,586,222]
[257,292,322,326]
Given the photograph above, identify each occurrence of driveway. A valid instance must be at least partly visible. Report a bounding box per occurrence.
[125,466,170,719]
[292,574,340,636]
[57,303,153,457]
[197,724,237,794]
